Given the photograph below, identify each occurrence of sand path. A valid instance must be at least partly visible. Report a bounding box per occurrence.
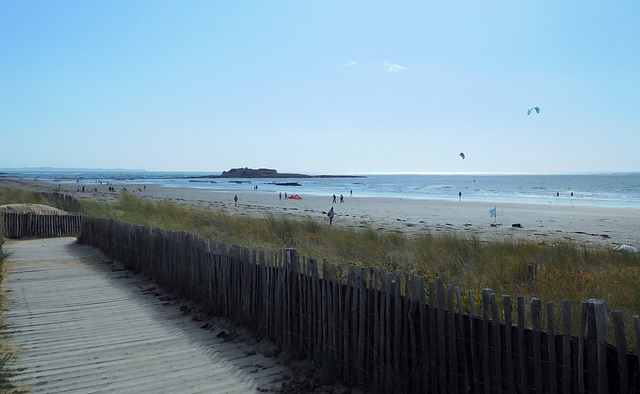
[1,237,290,393]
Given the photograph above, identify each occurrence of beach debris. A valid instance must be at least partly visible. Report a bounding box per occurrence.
[614,245,640,254]
[527,106,540,115]
[459,152,465,159]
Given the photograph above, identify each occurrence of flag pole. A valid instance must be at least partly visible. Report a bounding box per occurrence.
[494,206,497,224]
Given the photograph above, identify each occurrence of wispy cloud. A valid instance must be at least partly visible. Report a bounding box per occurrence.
[383,61,407,72]
[342,60,357,67]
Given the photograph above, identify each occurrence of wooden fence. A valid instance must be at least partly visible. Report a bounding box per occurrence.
[76,217,640,393]
[1,212,83,239]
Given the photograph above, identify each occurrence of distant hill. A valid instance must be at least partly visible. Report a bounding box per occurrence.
[196,168,364,179]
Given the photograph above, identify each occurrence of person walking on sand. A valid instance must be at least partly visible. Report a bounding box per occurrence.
[327,207,335,225]
[332,194,336,203]
[234,195,238,206]
[340,194,344,203]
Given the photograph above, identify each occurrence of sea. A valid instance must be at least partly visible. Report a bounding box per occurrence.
[1,169,639,209]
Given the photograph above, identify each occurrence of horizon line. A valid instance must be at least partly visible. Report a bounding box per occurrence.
[1,167,639,177]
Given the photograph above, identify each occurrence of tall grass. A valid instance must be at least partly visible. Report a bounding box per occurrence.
[0,191,629,347]
[0,188,49,206]
[79,195,640,318]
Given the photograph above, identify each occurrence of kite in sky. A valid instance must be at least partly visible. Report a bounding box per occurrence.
[527,107,540,115]
[459,152,465,159]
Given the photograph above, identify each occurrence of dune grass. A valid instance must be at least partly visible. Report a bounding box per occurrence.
[7,191,640,344]
[0,188,49,206]
[0,187,72,212]
[80,195,640,319]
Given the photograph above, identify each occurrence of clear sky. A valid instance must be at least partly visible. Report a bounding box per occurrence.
[1,1,639,174]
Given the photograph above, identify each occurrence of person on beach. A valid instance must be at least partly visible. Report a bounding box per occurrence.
[459,191,462,201]
[279,192,282,200]
[234,195,238,206]
[340,194,344,203]
[333,194,336,203]
[327,207,335,225]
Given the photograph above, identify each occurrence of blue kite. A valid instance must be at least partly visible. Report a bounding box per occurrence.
[527,107,540,115]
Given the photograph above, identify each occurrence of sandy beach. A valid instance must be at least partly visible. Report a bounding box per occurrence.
[2,178,639,247]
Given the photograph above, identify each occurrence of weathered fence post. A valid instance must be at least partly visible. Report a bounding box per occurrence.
[0,212,4,253]
[561,299,573,394]
[531,297,544,394]
[481,288,492,394]
[586,299,609,394]
[503,295,517,393]
[612,310,629,394]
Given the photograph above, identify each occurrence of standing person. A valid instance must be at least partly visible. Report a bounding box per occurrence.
[350,190,352,196]
[234,195,238,206]
[327,207,335,225]
[459,191,462,201]
[332,194,336,203]
[340,194,344,203]
[279,192,282,200]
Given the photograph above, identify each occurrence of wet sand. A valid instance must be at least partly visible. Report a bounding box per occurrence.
[2,178,639,247]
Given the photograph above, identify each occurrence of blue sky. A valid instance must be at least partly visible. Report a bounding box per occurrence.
[1,1,639,174]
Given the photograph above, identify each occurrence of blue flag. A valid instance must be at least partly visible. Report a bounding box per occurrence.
[490,208,496,218]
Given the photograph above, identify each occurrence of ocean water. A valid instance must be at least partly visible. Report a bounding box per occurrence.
[1,170,639,209]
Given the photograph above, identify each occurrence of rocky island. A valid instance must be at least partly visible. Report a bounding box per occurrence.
[193,168,364,179]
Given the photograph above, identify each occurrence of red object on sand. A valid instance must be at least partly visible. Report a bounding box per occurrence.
[288,194,302,199]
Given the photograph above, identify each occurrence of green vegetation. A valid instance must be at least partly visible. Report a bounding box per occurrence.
[80,194,640,323]
[4,190,640,344]
[0,188,52,206]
